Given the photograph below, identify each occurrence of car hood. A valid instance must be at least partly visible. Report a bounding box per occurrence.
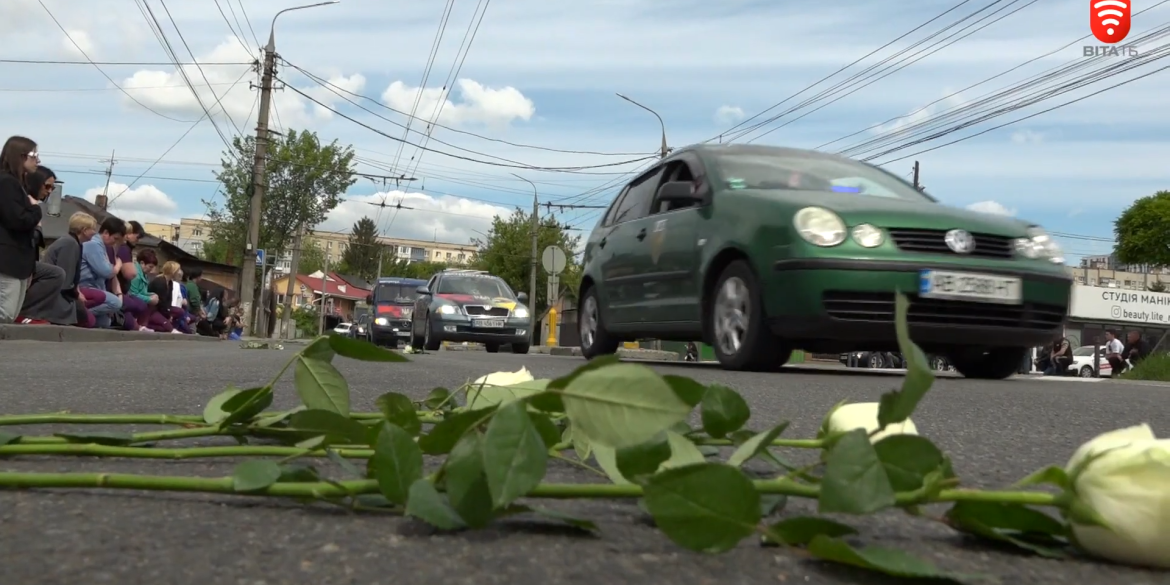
[768,191,1033,237]
[436,293,519,310]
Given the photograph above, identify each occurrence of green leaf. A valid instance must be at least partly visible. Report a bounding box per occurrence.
[658,430,707,471]
[286,409,369,446]
[0,432,18,446]
[445,433,496,528]
[762,517,859,546]
[375,392,422,436]
[700,385,751,438]
[253,406,304,428]
[54,431,134,446]
[326,449,364,478]
[559,363,693,449]
[807,536,965,582]
[1014,465,1070,490]
[590,443,631,485]
[405,478,466,530]
[872,435,949,492]
[527,391,565,413]
[466,379,551,410]
[728,423,790,467]
[231,460,283,492]
[203,386,271,425]
[528,412,561,449]
[643,463,761,553]
[423,387,453,410]
[277,463,321,482]
[877,293,935,429]
[760,494,787,517]
[301,336,335,361]
[294,355,350,415]
[483,400,548,508]
[616,433,672,483]
[417,407,496,455]
[944,501,1069,558]
[327,334,409,362]
[372,422,424,505]
[530,356,624,414]
[819,429,896,515]
[662,374,706,407]
[524,506,599,533]
[567,423,592,460]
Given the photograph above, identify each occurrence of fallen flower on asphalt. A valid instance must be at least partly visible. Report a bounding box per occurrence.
[825,401,918,442]
[1066,423,1170,569]
[472,365,534,387]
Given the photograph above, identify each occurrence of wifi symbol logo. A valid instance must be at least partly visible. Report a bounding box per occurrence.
[1090,0,1132,44]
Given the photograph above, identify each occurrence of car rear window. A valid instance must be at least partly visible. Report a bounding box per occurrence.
[710,152,932,202]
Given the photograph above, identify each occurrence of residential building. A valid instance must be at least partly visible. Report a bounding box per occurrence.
[269,271,371,322]
[143,222,180,243]
[1072,254,1170,290]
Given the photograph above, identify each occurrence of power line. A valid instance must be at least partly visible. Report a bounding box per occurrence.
[0,81,241,92]
[0,59,252,65]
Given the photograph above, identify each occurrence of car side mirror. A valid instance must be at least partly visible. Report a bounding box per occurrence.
[517,292,529,304]
[656,181,701,203]
[416,286,431,296]
[365,294,373,304]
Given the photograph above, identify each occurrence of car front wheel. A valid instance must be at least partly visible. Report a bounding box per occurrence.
[423,315,441,351]
[949,347,1029,380]
[579,286,619,359]
[1079,365,1095,378]
[511,342,530,354]
[708,260,790,372]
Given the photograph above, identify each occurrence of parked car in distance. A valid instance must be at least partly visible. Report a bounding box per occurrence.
[575,143,1072,379]
[1069,345,1113,378]
[332,322,353,336]
[353,314,370,340]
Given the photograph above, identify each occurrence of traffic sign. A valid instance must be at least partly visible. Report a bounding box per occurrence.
[255,249,265,266]
[541,245,567,274]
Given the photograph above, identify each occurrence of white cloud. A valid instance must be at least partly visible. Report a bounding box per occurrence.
[62,29,94,57]
[321,190,512,244]
[83,182,179,226]
[381,79,535,128]
[871,90,968,135]
[1010,129,1044,144]
[714,105,745,125]
[965,200,1017,217]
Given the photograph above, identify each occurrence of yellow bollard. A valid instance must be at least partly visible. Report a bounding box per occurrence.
[623,341,639,349]
[546,308,558,347]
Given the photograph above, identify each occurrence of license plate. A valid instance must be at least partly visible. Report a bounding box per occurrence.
[475,319,505,328]
[918,270,1022,304]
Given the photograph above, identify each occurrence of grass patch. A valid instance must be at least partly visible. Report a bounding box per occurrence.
[1120,352,1170,381]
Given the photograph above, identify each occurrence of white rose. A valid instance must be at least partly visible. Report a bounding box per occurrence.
[472,366,534,388]
[1066,423,1170,569]
[825,402,918,443]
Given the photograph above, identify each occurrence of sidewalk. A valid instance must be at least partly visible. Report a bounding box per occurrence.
[0,324,221,343]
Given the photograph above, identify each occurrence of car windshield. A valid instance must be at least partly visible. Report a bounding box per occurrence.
[1073,346,1097,356]
[709,151,931,202]
[373,283,420,304]
[437,275,515,299]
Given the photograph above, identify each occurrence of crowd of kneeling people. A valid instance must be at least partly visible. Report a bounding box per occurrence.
[1,135,242,336]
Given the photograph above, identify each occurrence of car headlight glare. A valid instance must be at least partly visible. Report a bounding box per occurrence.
[437,305,457,315]
[851,224,885,248]
[374,317,388,325]
[1017,227,1064,264]
[793,207,847,247]
[513,307,529,319]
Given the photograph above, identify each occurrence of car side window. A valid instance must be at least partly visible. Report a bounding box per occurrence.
[611,166,665,225]
[602,186,631,227]
[651,161,699,215]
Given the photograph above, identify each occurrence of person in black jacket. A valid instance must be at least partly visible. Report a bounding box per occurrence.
[0,136,43,323]
[18,166,74,325]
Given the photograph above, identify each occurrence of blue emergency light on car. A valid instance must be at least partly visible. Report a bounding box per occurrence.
[831,185,861,193]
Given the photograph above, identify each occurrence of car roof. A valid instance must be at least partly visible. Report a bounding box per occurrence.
[375,277,427,285]
[671,143,856,163]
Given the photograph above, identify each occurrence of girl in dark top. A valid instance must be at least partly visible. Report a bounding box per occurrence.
[17,166,75,325]
[0,136,44,323]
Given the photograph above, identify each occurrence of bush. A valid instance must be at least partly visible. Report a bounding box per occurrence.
[1121,352,1170,381]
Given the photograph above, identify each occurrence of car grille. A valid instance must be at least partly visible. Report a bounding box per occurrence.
[887,228,1015,259]
[822,291,1066,330]
[464,305,510,317]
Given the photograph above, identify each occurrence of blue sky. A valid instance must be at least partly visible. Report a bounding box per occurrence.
[2,0,1167,262]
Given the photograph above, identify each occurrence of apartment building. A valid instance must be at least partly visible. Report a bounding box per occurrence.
[1072,254,1170,290]
[161,218,476,272]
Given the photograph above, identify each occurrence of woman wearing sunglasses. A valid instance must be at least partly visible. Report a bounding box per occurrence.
[0,135,44,323]
[17,165,76,325]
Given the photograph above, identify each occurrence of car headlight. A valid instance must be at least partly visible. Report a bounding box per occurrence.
[513,307,529,319]
[374,317,388,325]
[851,224,885,248]
[1014,227,1064,264]
[437,305,458,315]
[793,207,846,247]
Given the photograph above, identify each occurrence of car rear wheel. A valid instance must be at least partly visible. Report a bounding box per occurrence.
[709,260,790,372]
[579,286,619,359]
[929,355,949,371]
[511,342,530,354]
[867,353,885,369]
[485,343,500,353]
[423,315,441,351]
[949,347,1028,380]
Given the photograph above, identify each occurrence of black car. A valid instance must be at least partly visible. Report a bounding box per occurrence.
[365,277,428,348]
[410,269,534,354]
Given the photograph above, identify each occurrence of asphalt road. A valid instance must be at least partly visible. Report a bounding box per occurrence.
[1,341,1167,585]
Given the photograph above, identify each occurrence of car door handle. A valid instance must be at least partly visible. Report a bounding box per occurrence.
[636,228,647,241]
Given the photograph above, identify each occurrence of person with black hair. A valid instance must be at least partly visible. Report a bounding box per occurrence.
[0,135,43,323]
[183,266,204,318]
[14,165,76,325]
[78,216,125,328]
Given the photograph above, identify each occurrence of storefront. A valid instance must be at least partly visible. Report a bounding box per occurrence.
[1064,285,1170,350]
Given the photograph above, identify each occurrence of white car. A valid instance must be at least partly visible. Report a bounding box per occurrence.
[1067,345,1114,378]
[332,322,353,336]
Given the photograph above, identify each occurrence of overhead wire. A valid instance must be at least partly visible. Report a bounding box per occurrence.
[154,0,245,137]
[0,59,251,65]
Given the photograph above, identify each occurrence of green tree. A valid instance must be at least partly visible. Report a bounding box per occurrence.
[472,208,580,313]
[338,217,384,280]
[200,129,357,266]
[375,258,447,281]
[1114,191,1170,268]
[298,240,326,275]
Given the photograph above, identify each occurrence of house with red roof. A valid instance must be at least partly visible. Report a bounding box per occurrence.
[270,271,371,322]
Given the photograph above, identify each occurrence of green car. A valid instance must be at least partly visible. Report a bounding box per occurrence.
[575,144,1072,379]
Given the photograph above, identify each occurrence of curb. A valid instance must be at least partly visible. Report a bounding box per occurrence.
[542,346,680,362]
[0,324,220,343]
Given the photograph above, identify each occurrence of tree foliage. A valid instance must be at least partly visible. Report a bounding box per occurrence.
[472,208,580,313]
[376,259,449,281]
[298,240,327,275]
[1113,191,1170,268]
[200,129,357,265]
[338,217,385,280]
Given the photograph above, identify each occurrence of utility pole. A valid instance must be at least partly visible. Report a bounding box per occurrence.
[242,0,341,337]
[318,250,331,336]
[95,150,115,210]
[278,224,305,339]
[912,161,921,190]
[512,173,539,347]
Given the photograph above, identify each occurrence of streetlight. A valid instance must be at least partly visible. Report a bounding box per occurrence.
[267,1,340,51]
[512,172,539,347]
[616,93,669,159]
